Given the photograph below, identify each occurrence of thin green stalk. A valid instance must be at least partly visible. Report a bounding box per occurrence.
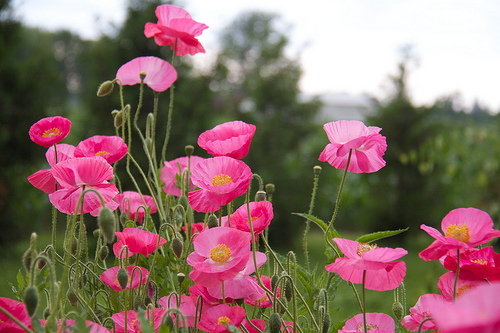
[303,167,321,272]
[161,39,177,163]
[362,270,367,333]
[453,249,460,302]
[0,305,33,333]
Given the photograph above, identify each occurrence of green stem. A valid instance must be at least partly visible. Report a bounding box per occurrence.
[362,270,367,333]
[453,249,460,302]
[303,167,321,272]
[0,305,33,333]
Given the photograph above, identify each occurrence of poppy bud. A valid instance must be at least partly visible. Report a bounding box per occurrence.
[71,237,78,256]
[268,312,281,333]
[99,246,109,261]
[22,248,36,273]
[133,295,143,310]
[98,207,116,244]
[144,137,153,155]
[97,80,114,97]
[117,268,129,290]
[37,255,47,270]
[185,145,194,156]
[113,110,123,128]
[265,183,275,195]
[67,287,78,308]
[24,286,39,317]
[178,196,189,212]
[392,301,404,321]
[171,238,183,258]
[270,274,279,293]
[162,313,174,331]
[93,229,100,238]
[120,212,128,226]
[146,113,154,139]
[207,214,219,228]
[322,313,330,333]
[255,190,267,202]
[43,307,50,320]
[284,279,293,302]
[144,296,152,306]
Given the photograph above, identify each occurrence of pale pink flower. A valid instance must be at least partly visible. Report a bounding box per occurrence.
[49,157,119,216]
[29,116,71,148]
[339,312,395,333]
[437,271,486,301]
[442,246,500,281]
[325,238,407,291]
[197,304,246,333]
[223,201,273,239]
[161,156,205,196]
[401,294,444,332]
[198,121,256,159]
[111,308,166,333]
[419,207,500,261]
[144,5,208,56]
[245,275,278,308]
[113,228,167,259]
[187,227,251,288]
[99,265,149,291]
[158,294,196,327]
[116,56,177,92]
[188,156,253,213]
[28,143,75,193]
[115,191,157,224]
[319,120,387,173]
[0,297,32,332]
[74,135,128,164]
[427,283,500,333]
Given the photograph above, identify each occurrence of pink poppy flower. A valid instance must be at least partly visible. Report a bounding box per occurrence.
[437,271,486,301]
[113,228,167,259]
[443,246,500,281]
[242,319,266,333]
[0,297,31,332]
[189,284,224,308]
[99,265,149,291]
[245,275,278,308]
[401,294,444,332]
[161,156,205,196]
[187,227,251,288]
[111,308,166,333]
[188,156,253,213]
[158,294,196,327]
[29,116,71,148]
[56,319,109,333]
[144,5,208,56]
[197,121,256,159]
[28,143,75,193]
[427,283,500,333]
[325,238,407,291]
[206,251,267,301]
[318,120,387,173]
[339,312,395,333]
[115,191,157,224]
[223,201,273,239]
[74,135,128,164]
[182,222,206,236]
[197,304,246,333]
[115,56,177,92]
[419,207,500,261]
[49,157,119,216]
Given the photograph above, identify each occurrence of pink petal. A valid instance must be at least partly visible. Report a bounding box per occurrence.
[28,169,56,193]
[116,56,177,92]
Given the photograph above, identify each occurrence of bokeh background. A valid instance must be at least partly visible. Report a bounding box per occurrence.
[1,0,500,318]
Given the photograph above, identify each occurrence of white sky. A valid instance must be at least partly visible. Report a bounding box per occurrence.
[12,0,500,111]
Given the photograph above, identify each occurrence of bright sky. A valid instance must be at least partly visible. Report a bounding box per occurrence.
[12,0,500,111]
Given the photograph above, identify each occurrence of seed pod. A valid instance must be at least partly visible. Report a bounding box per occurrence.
[313,165,322,176]
[23,287,39,317]
[67,287,78,307]
[171,238,183,258]
[255,190,267,202]
[177,273,185,285]
[117,268,129,290]
[268,313,281,333]
[185,145,194,156]
[98,207,116,244]
[97,80,114,97]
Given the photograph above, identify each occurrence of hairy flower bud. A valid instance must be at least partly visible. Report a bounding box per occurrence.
[22,248,36,273]
[117,267,129,290]
[119,212,128,226]
[162,312,174,331]
[171,237,183,258]
[71,237,78,256]
[99,246,109,261]
[268,313,281,333]
[270,274,279,293]
[284,279,293,302]
[43,307,50,320]
[144,296,152,306]
[97,80,114,97]
[322,313,330,333]
[178,196,189,212]
[144,137,153,155]
[23,286,39,317]
[112,110,123,128]
[133,295,143,310]
[207,214,219,228]
[98,207,116,244]
[392,301,405,321]
[67,287,78,308]
[265,183,275,195]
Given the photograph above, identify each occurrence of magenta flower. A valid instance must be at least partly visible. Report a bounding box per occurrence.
[115,191,157,224]
[188,156,253,213]
[223,201,273,239]
[113,228,167,259]
[443,246,500,281]
[197,304,246,333]
[318,120,387,173]
[427,283,500,333]
[242,319,266,333]
[116,56,177,92]
[74,135,128,164]
[189,284,223,308]
[401,294,444,332]
[111,308,166,333]
[187,227,251,288]
[325,238,407,291]
[437,271,486,301]
[56,319,109,333]
[158,294,196,327]
[339,312,395,333]
[48,157,119,216]
[245,275,278,308]
[419,207,500,261]
[0,297,31,332]
[29,116,71,148]
[161,156,205,196]
[144,4,208,56]
[182,222,206,235]
[198,121,256,159]
[28,143,75,193]
[99,265,149,291]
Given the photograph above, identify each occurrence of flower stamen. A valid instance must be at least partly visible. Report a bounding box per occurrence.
[217,316,231,325]
[42,127,61,138]
[445,223,470,242]
[210,244,231,262]
[357,242,378,256]
[95,150,110,156]
[212,174,232,187]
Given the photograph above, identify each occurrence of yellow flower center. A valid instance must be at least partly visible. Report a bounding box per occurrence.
[95,150,110,156]
[212,174,232,187]
[260,294,268,302]
[456,284,471,298]
[42,127,61,137]
[357,242,378,256]
[217,316,231,325]
[471,259,488,265]
[210,244,231,262]
[356,323,379,331]
[445,223,470,242]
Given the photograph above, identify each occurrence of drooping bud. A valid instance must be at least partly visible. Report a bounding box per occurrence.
[313,165,322,176]
[67,287,78,308]
[265,183,275,195]
[22,248,36,273]
[43,307,50,320]
[37,253,47,270]
[270,274,279,293]
[23,286,39,317]
[98,207,116,244]
[322,313,330,333]
[117,267,129,290]
[185,145,194,157]
[162,313,174,332]
[119,212,128,226]
[284,279,293,302]
[171,238,183,258]
[93,229,100,238]
[207,214,219,229]
[133,295,143,310]
[255,190,267,202]
[97,80,115,97]
[144,296,152,306]
[71,237,78,256]
[268,313,281,333]
[392,301,405,322]
[178,196,189,212]
[112,110,123,128]
[99,246,109,261]
[144,137,153,155]
[78,273,88,289]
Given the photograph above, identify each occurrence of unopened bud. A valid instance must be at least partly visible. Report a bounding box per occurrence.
[255,191,267,202]
[178,196,189,212]
[113,110,123,128]
[93,229,100,238]
[392,301,405,321]
[144,296,152,306]
[133,295,143,310]
[171,238,183,258]
[162,313,174,331]
[185,145,194,156]
[268,313,281,333]
[313,165,322,176]
[265,183,275,195]
[284,279,293,302]
[23,287,39,317]
[71,237,78,256]
[146,113,154,139]
[67,287,78,308]
[322,313,330,333]
[177,273,185,285]
[120,212,128,226]
[97,80,114,97]
[37,254,47,270]
[99,246,109,261]
[43,307,50,320]
[144,137,153,155]
[270,274,279,293]
[117,268,129,290]
[22,248,36,273]
[98,207,116,244]
[207,214,218,228]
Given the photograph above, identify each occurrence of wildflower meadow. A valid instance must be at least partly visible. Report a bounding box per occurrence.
[3,4,500,333]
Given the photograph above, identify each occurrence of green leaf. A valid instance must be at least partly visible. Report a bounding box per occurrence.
[356,228,409,243]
